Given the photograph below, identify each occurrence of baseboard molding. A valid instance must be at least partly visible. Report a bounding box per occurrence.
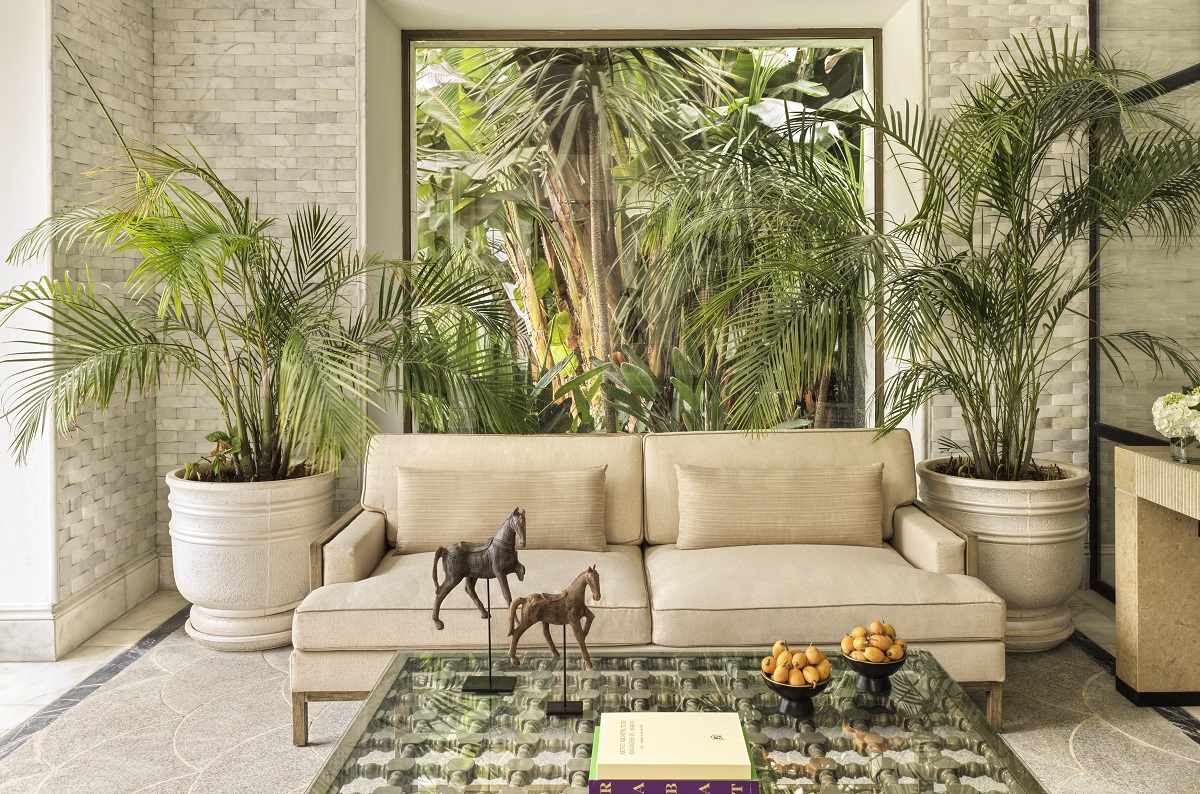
[1115,678,1200,708]
[0,551,159,661]
[157,548,176,592]
[0,615,56,662]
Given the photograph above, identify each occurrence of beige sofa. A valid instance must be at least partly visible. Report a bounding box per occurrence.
[289,429,1005,744]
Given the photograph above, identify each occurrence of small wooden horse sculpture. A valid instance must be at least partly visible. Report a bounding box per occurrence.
[507,566,601,669]
[431,507,526,631]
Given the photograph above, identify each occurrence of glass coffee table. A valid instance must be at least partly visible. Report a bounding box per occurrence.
[307,650,1045,794]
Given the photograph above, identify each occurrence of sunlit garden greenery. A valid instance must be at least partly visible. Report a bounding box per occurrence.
[413,43,871,433]
[9,34,1196,482]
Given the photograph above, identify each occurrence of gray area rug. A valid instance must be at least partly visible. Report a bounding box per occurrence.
[1,620,1198,793]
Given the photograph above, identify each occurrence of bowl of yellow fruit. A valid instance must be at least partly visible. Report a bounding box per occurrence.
[760,640,832,718]
[839,621,908,695]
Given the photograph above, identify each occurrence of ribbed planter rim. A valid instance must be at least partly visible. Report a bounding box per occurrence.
[918,456,1089,545]
[165,467,335,491]
[917,457,1090,489]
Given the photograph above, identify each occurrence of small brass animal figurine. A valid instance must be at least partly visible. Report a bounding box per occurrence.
[431,507,526,630]
[507,566,601,668]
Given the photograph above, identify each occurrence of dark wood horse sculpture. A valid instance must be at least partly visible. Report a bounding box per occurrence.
[506,565,601,669]
[431,507,526,631]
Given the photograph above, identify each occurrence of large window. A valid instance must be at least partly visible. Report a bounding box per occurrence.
[1091,6,1200,595]
[406,34,878,433]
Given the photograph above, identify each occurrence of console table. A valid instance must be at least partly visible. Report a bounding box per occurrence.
[1115,446,1200,706]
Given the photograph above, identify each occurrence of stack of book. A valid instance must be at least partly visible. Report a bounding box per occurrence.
[588,712,759,794]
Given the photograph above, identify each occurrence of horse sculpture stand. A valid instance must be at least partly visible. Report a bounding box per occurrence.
[461,579,516,694]
[431,507,527,694]
[507,566,601,715]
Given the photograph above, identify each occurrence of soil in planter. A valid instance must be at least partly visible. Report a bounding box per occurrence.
[181,462,315,483]
[931,455,1069,481]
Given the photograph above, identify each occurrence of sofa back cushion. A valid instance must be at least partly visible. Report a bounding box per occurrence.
[393,467,607,553]
[361,433,644,547]
[643,429,916,544]
[675,463,884,549]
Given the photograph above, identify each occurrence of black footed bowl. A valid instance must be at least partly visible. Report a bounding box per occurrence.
[841,653,906,695]
[761,672,831,719]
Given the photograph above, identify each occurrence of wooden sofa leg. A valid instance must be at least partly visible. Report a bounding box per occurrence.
[293,693,309,746]
[986,683,1003,732]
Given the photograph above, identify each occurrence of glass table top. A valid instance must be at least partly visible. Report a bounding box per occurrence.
[307,649,1044,794]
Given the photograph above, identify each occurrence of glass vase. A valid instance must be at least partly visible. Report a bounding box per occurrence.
[1170,438,1200,464]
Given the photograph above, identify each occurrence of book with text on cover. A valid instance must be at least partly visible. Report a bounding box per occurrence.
[593,713,754,781]
[588,731,760,794]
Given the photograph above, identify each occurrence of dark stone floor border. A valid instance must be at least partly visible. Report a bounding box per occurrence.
[1068,630,1200,745]
[0,605,191,762]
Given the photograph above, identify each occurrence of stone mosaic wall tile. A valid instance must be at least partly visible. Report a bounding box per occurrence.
[51,0,159,603]
[150,0,363,554]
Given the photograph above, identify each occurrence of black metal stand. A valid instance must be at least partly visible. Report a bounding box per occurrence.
[545,622,583,716]
[462,578,516,694]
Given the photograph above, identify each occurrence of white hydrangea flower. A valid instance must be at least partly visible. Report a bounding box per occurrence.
[1152,388,1200,443]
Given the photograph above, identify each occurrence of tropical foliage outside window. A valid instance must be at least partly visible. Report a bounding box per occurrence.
[411,41,874,433]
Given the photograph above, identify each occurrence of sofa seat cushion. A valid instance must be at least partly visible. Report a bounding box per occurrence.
[643,543,1004,647]
[294,545,651,651]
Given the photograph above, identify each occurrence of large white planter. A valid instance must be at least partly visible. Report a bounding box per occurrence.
[917,458,1089,652]
[167,469,335,651]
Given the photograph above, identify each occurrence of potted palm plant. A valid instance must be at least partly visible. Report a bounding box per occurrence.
[1,83,525,650]
[675,33,1200,650]
[869,34,1200,650]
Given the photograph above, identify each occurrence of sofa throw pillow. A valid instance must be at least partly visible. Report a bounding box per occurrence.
[675,463,884,550]
[393,466,608,553]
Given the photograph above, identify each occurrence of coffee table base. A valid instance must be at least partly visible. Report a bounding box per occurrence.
[460,674,517,694]
[546,699,584,716]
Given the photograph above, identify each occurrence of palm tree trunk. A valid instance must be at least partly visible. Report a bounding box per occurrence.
[588,120,616,432]
[541,226,586,377]
[542,133,594,359]
[813,366,833,428]
[503,203,553,374]
[260,366,276,480]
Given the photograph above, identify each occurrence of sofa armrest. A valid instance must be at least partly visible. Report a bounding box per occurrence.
[320,509,388,587]
[890,504,975,576]
[309,505,380,589]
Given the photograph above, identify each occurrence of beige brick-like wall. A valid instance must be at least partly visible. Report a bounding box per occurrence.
[924,0,1091,470]
[52,0,159,602]
[151,0,362,580]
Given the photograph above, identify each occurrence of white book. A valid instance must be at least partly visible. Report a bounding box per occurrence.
[594,713,752,780]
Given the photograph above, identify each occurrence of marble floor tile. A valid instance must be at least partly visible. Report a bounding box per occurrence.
[0,704,44,732]
[1067,590,1117,656]
[78,629,157,648]
[103,591,190,631]
[0,644,123,706]
[1071,588,1116,620]
[0,591,187,725]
